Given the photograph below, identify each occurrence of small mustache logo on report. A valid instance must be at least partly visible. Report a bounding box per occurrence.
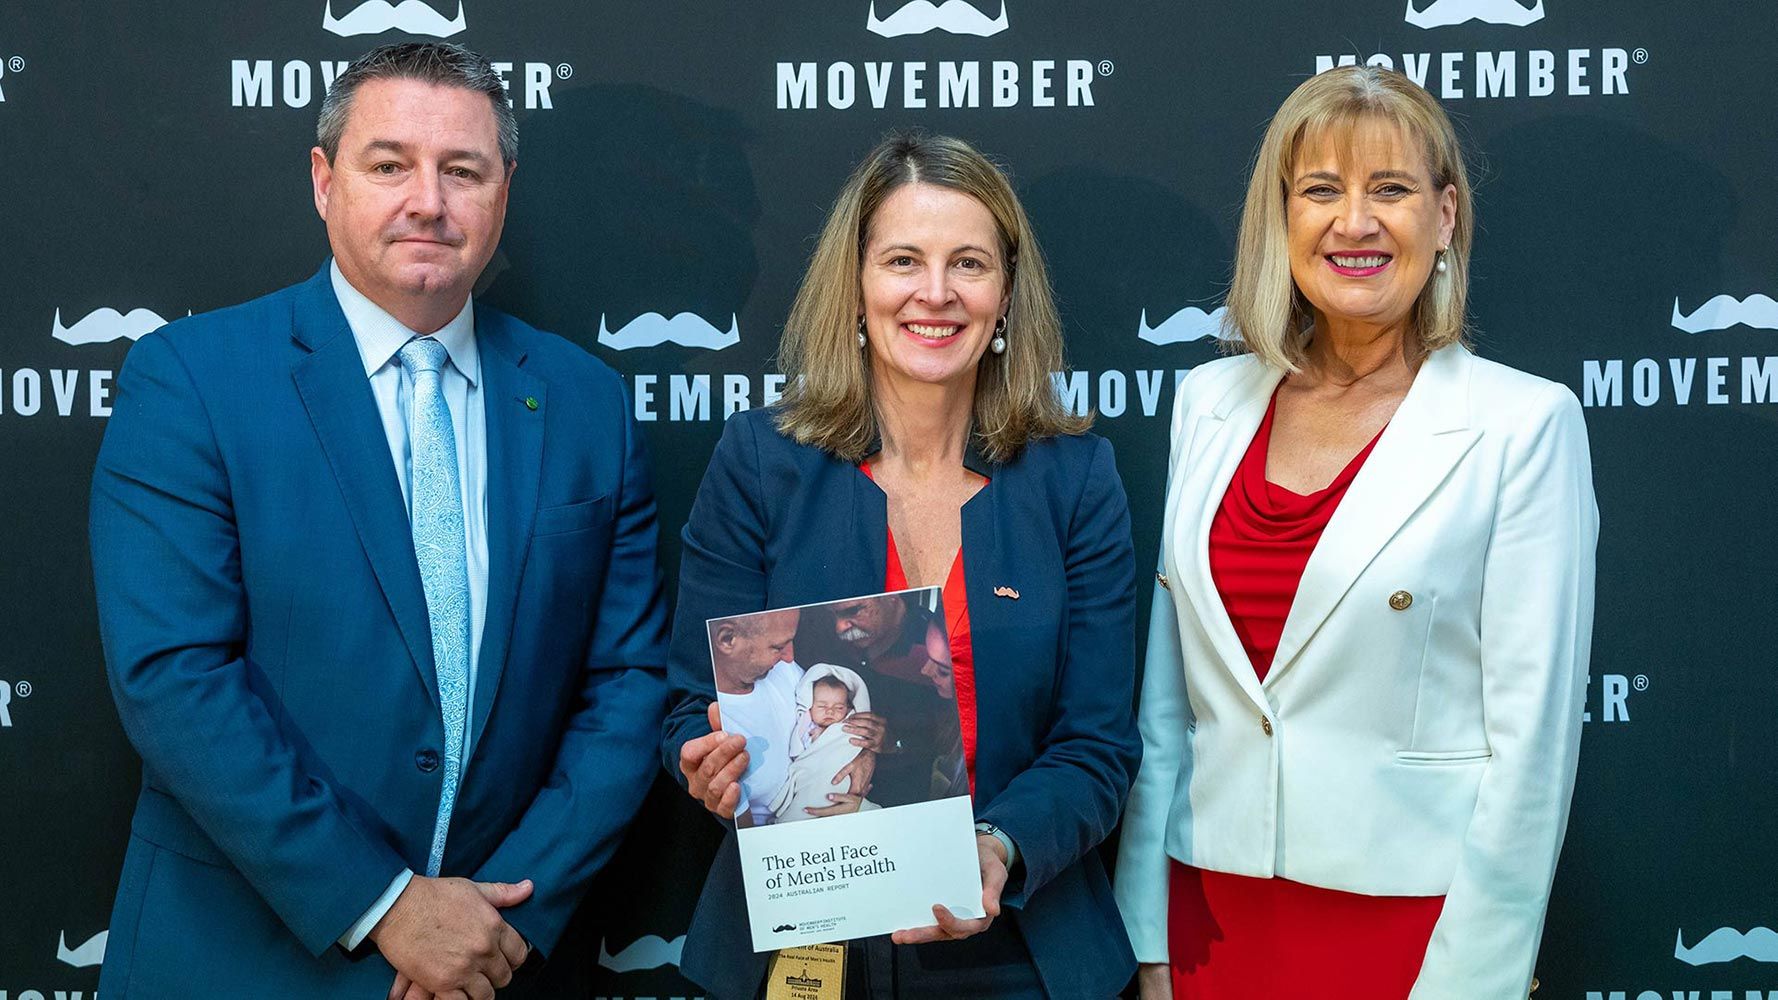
[597,312,741,351]
[52,307,183,346]
[58,930,108,968]
[596,934,685,973]
[866,0,1009,38]
[1671,294,1778,334]
[1137,306,1230,346]
[322,0,466,37]
[1674,926,1778,966]
[1403,0,1545,28]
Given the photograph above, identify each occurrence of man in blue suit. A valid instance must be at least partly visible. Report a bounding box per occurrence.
[89,42,668,999]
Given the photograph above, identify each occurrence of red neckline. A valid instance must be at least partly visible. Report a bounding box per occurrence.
[1256,392,1387,503]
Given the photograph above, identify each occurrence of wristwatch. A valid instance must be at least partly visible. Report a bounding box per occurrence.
[974,821,1019,868]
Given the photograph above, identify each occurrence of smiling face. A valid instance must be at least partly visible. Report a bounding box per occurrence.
[311,77,511,330]
[1285,117,1456,338]
[859,182,1011,393]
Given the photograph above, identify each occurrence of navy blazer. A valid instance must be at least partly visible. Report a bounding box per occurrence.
[661,407,1141,999]
[90,266,670,996]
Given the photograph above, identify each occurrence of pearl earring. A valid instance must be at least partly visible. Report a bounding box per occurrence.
[1435,247,1449,274]
[857,317,866,348]
[990,316,1007,355]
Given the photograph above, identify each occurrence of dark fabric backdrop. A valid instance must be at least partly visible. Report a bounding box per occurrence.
[1,2,1773,998]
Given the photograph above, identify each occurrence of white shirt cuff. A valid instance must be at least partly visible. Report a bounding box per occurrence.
[340,869,415,950]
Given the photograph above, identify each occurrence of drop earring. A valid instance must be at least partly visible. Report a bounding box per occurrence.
[857,317,867,348]
[1435,247,1449,274]
[990,315,1007,355]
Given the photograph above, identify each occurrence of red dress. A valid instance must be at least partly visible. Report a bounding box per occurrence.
[863,464,980,789]
[1169,394,1444,1000]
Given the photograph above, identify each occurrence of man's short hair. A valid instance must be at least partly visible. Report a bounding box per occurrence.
[317,41,517,168]
[707,615,760,647]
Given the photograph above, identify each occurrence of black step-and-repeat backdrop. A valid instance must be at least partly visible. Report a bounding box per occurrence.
[2,1,1774,998]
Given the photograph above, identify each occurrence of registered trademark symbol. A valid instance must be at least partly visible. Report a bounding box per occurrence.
[13,681,30,698]
[556,63,573,80]
[1633,674,1649,692]
[1631,48,1648,64]
[1097,60,1115,77]
[7,55,22,73]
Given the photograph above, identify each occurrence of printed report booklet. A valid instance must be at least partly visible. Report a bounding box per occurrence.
[706,587,984,951]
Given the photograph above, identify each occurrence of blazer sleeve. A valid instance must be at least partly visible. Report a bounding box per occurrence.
[473,370,671,956]
[89,332,408,956]
[1409,384,1599,1000]
[976,435,1141,906]
[659,412,771,790]
[1112,560,1190,962]
[1112,385,1197,963]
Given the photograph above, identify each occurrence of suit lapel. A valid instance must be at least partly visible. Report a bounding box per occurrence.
[288,268,439,705]
[1172,361,1284,712]
[468,309,545,746]
[848,464,890,599]
[958,473,1009,786]
[1265,345,1480,687]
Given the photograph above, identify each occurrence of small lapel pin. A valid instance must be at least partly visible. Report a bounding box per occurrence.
[993,586,1020,600]
[1157,573,1170,591]
[523,396,539,411]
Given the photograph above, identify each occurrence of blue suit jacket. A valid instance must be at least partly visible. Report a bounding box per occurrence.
[90,266,670,997]
[660,408,1141,999]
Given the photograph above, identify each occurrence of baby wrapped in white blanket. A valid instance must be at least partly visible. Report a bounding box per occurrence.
[768,663,881,823]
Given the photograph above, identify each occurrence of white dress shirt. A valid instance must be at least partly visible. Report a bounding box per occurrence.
[719,660,805,827]
[330,260,490,949]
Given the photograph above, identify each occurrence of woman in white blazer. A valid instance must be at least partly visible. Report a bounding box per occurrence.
[1115,66,1598,1000]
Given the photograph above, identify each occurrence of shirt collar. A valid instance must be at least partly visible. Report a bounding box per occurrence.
[330,259,478,386]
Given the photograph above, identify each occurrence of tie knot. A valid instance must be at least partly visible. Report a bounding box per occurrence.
[398,336,449,377]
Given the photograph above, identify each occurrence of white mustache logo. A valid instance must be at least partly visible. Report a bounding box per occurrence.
[1671,294,1778,334]
[1674,926,1778,966]
[1138,306,1230,346]
[597,312,740,351]
[1404,0,1545,28]
[52,307,181,346]
[866,0,1009,38]
[322,0,467,37]
[58,930,108,968]
[597,933,685,973]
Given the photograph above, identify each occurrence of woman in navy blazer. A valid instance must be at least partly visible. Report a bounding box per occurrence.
[661,132,1141,998]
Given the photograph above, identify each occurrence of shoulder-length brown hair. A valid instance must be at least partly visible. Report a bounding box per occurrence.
[773,130,1088,464]
[1225,66,1475,370]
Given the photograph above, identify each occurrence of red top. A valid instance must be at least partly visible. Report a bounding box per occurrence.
[863,464,980,792]
[1208,393,1384,681]
[1169,392,1444,1000]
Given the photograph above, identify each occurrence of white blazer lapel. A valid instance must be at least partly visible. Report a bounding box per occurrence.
[1171,361,1285,710]
[1266,345,1482,686]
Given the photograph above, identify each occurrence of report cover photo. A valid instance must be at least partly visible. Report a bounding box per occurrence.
[707,588,984,951]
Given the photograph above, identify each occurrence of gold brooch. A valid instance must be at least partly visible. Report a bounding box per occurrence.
[993,586,1020,600]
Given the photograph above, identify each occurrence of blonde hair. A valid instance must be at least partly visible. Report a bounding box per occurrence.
[1226,66,1474,370]
[774,131,1089,464]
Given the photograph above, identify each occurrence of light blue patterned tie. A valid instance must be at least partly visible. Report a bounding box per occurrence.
[398,336,470,878]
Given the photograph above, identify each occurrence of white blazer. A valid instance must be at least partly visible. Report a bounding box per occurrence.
[1114,344,1598,999]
